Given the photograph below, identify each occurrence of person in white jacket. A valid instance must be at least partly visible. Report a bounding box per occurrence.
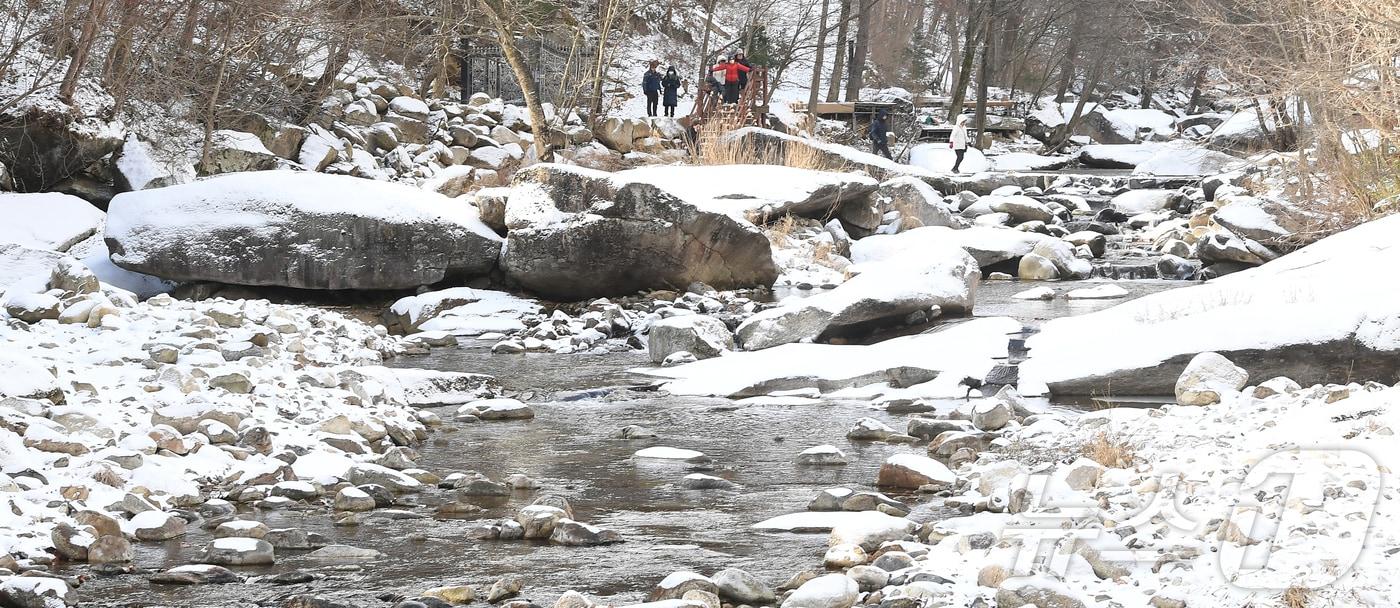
[949,114,970,173]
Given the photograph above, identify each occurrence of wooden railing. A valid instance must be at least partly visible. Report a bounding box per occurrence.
[687,67,768,132]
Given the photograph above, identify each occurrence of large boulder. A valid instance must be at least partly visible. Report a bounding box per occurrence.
[1021,214,1400,395]
[105,171,502,289]
[736,243,978,350]
[648,315,735,362]
[852,225,1049,268]
[878,176,959,229]
[617,165,878,224]
[1175,352,1249,405]
[1,192,105,252]
[501,164,777,299]
[199,130,280,175]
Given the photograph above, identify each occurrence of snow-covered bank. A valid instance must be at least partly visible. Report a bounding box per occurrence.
[642,316,1021,398]
[0,283,489,575]
[1020,214,1400,395]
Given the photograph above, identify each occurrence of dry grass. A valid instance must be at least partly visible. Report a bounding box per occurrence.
[811,240,835,265]
[692,119,851,174]
[1283,585,1311,608]
[767,215,798,247]
[1082,432,1136,468]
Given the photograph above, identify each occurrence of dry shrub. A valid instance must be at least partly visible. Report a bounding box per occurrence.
[767,215,798,247]
[811,240,835,265]
[1283,585,1311,608]
[1082,432,1135,468]
[976,564,1008,588]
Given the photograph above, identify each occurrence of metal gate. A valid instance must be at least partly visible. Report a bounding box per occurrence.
[460,36,596,107]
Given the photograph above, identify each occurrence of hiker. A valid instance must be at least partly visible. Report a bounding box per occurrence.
[642,60,663,117]
[735,51,753,91]
[662,66,682,117]
[870,109,893,160]
[711,55,751,104]
[949,114,969,173]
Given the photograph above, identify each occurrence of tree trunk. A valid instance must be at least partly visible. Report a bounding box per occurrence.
[844,0,874,102]
[826,0,850,102]
[947,1,980,120]
[591,0,619,115]
[480,0,552,161]
[58,0,109,103]
[1045,44,1107,153]
[1186,66,1207,114]
[200,18,233,170]
[808,0,832,130]
[1053,4,1082,103]
[973,0,995,147]
[179,0,200,52]
[697,0,717,87]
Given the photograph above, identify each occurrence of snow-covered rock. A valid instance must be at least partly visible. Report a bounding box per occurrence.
[617,165,878,224]
[648,315,734,362]
[781,574,858,608]
[1133,146,1245,176]
[909,145,990,174]
[852,225,1049,268]
[1078,143,1165,169]
[105,171,502,289]
[384,287,539,335]
[646,317,1020,398]
[1109,189,1177,215]
[736,243,978,350]
[501,164,777,299]
[0,192,104,252]
[1175,352,1249,406]
[1021,214,1400,395]
[876,453,955,489]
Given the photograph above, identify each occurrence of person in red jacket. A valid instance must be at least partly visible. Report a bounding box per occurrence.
[710,55,752,104]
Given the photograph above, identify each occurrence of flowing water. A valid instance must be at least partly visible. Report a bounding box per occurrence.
[72,279,1183,607]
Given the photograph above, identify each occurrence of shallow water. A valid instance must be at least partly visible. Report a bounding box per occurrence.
[73,349,938,607]
[72,279,1181,607]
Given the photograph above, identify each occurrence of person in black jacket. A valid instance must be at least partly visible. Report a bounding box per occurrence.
[642,60,662,117]
[735,52,753,91]
[870,110,893,160]
[661,67,682,117]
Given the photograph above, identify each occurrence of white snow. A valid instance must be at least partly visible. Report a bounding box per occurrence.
[634,447,705,460]
[389,287,540,336]
[1065,284,1129,300]
[1078,144,1165,168]
[990,153,1069,172]
[1132,145,1245,176]
[643,317,1022,398]
[1021,214,1400,389]
[909,145,989,174]
[753,510,910,533]
[104,171,501,266]
[0,192,105,252]
[617,164,877,221]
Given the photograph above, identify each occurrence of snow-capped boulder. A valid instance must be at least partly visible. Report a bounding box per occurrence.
[876,453,955,489]
[1211,195,1314,252]
[115,134,193,190]
[383,287,539,335]
[1208,106,1279,154]
[1133,146,1244,176]
[990,153,1071,172]
[645,317,1022,398]
[501,164,778,299]
[1021,214,1400,395]
[1078,144,1165,169]
[199,130,280,175]
[617,165,878,224]
[736,243,978,350]
[1,192,105,252]
[1109,189,1177,215]
[648,315,734,363]
[852,225,1049,269]
[781,574,857,608]
[1175,352,1249,406]
[105,171,502,289]
[879,176,959,229]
